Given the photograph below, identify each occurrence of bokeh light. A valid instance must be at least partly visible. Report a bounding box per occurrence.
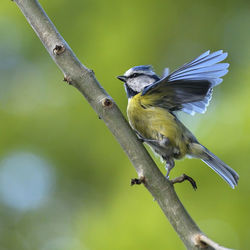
[0,152,54,211]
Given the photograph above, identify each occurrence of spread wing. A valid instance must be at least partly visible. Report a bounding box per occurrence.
[141,50,229,114]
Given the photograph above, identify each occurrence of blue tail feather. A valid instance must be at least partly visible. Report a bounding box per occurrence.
[201,147,239,188]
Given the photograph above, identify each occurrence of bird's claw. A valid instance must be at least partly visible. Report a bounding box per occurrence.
[170,174,197,190]
[165,158,175,177]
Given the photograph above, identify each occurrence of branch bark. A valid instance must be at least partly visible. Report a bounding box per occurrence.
[12,0,232,249]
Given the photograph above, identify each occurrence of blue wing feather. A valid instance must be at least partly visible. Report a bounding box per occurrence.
[162,68,170,77]
[167,50,229,115]
[182,86,213,115]
[141,50,229,115]
[173,50,223,73]
[168,51,229,87]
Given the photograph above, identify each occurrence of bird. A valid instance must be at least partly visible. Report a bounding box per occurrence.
[117,50,239,188]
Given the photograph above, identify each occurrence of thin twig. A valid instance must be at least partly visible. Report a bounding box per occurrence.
[12,0,233,249]
[194,235,234,250]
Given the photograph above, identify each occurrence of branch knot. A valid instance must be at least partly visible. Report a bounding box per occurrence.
[53,44,65,55]
[102,98,113,108]
[63,75,72,85]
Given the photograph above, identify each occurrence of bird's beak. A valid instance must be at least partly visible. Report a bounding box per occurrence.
[117,75,127,82]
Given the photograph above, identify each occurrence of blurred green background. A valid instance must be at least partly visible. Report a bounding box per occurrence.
[0,0,250,249]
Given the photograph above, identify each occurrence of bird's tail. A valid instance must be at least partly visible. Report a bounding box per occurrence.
[190,143,239,188]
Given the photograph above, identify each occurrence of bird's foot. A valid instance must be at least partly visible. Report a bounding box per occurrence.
[170,174,197,190]
[165,158,175,178]
[138,134,169,147]
[131,176,145,186]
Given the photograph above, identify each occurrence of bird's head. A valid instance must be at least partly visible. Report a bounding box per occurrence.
[117,65,160,97]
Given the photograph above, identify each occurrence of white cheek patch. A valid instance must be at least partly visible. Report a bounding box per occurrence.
[127,76,156,93]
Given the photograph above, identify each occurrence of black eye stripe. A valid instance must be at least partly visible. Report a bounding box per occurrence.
[128,73,143,78]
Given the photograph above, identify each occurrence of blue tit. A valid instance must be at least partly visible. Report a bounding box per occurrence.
[117,50,239,188]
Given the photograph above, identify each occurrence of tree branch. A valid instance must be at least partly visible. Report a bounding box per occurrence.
[12,0,232,249]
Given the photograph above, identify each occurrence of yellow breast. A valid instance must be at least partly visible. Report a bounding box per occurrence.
[127,93,183,148]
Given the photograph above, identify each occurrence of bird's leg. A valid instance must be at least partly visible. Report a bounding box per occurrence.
[140,135,169,147]
[165,158,175,178]
[142,138,161,144]
[136,133,145,143]
[171,174,197,190]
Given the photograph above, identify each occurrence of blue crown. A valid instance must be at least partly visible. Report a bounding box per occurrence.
[131,65,153,72]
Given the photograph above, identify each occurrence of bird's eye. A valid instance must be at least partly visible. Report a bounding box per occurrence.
[131,73,139,78]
